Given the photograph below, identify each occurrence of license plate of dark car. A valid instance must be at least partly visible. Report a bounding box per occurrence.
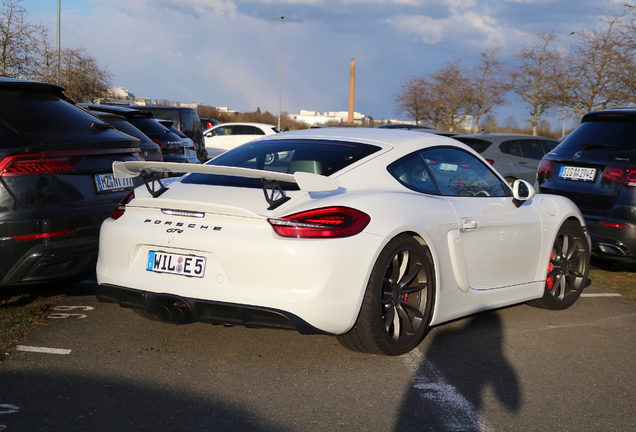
[146,251,206,278]
[559,166,596,182]
[94,173,135,192]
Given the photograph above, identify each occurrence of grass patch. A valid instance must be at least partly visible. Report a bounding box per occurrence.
[0,286,62,364]
[589,258,636,302]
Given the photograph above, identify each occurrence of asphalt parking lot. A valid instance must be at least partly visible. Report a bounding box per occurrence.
[0,278,634,432]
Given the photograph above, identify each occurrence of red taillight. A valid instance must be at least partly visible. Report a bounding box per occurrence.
[13,228,77,241]
[152,139,164,148]
[268,206,371,238]
[600,221,627,229]
[111,191,135,220]
[0,154,79,176]
[485,159,495,165]
[537,160,554,176]
[602,166,636,187]
[0,150,141,176]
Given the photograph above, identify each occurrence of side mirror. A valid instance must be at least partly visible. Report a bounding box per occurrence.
[511,179,535,207]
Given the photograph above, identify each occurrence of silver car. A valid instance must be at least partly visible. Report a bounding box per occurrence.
[452,132,559,183]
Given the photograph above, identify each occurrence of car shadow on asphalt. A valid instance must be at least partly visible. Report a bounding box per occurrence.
[395,312,520,431]
[0,370,287,432]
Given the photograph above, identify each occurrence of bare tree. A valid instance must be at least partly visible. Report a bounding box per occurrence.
[612,8,636,105]
[467,48,509,133]
[509,32,565,135]
[57,47,112,102]
[0,0,47,77]
[394,75,431,125]
[428,60,472,132]
[564,12,636,115]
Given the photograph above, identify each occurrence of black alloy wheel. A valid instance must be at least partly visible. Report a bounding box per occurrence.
[528,220,590,310]
[337,234,435,355]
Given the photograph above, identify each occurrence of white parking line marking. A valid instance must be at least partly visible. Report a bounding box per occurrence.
[581,293,622,297]
[16,345,72,355]
[402,350,494,432]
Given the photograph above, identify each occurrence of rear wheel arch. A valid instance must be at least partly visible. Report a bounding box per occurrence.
[337,232,437,355]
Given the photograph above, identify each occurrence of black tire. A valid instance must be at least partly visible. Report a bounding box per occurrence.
[337,234,435,355]
[528,220,590,310]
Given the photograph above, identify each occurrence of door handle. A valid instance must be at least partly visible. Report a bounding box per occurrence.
[461,217,478,232]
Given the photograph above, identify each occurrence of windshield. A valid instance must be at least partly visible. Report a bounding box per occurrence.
[182,138,381,189]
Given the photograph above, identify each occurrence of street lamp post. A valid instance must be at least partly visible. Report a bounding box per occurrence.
[57,0,61,83]
[268,16,284,130]
[562,31,575,138]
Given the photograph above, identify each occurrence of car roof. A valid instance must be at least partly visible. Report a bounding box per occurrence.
[141,106,197,112]
[81,104,155,119]
[210,122,276,128]
[453,132,555,140]
[582,108,636,122]
[251,125,462,155]
[0,76,66,93]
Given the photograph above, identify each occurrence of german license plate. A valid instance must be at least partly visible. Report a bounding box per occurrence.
[95,173,134,192]
[146,251,206,278]
[559,166,596,182]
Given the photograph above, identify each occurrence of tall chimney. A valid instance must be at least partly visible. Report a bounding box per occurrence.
[348,58,355,125]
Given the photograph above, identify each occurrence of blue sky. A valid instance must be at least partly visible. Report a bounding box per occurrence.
[22,0,629,128]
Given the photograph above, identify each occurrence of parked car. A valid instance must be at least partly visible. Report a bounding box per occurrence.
[376,123,433,130]
[81,104,188,164]
[414,129,459,137]
[157,119,200,164]
[96,128,589,355]
[0,77,143,286]
[376,124,458,137]
[141,106,207,163]
[90,110,163,162]
[200,117,220,130]
[537,108,636,261]
[203,122,279,159]
[453,132,559,184]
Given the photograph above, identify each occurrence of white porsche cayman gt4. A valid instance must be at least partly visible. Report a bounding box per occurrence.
[96,128,590,355]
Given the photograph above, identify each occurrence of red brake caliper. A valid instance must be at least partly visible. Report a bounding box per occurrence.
[546,250,555,290]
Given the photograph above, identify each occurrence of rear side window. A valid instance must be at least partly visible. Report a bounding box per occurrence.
[129,117,169,134]
[182,139,381,189]
[559,118,636,151]
[105,118,154,144]
[519,139,548,159]
[388,153,439,194]
[144,108,178,124]
[0,89,104,135]
[452,137,492,153]
[500,140,522,157]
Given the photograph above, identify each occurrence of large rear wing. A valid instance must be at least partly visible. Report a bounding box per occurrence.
[112,161,341,210]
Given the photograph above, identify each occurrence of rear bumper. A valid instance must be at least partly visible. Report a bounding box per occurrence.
[1,232,99,285]
[96,284,330,335]
[586,217,636,259]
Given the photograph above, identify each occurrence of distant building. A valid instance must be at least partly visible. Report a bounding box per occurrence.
[289,109,366,126]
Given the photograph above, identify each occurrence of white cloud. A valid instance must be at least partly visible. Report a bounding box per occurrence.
[386,15,446,44]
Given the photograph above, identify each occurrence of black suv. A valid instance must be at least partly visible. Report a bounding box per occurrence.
[537,108,636,260]
[140,106,207,163]
[0,77,142,286]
